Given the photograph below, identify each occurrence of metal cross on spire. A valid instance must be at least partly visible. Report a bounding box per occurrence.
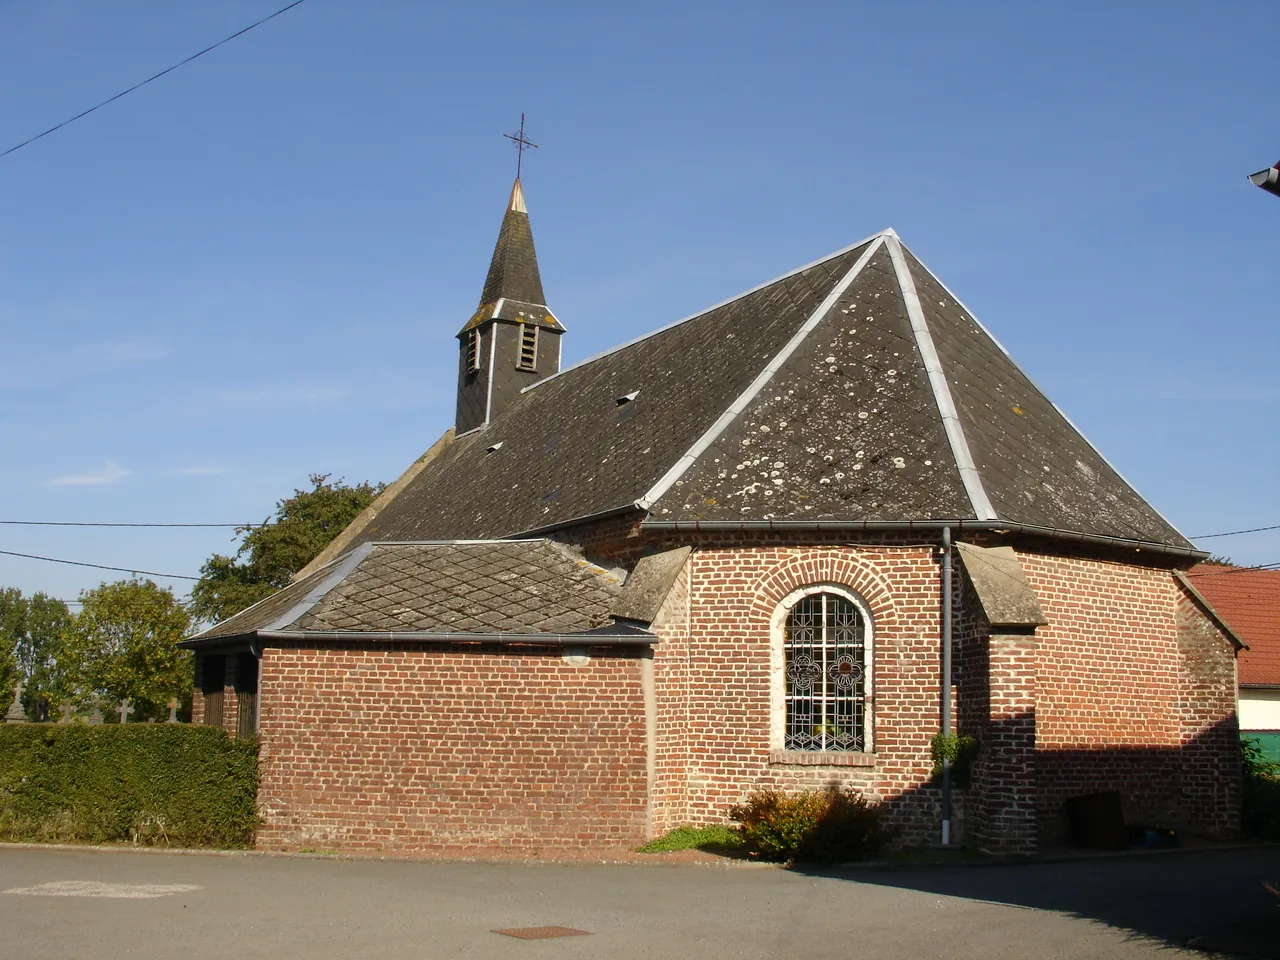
[503,113,539,180]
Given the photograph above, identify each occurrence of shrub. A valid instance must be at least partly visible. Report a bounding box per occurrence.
[0,724,258,848]
[729,785,889,863]
[930,732,979,789]
[1241,735,1280,840]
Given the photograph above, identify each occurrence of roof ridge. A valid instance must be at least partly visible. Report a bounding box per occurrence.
[520,229,896,396]
[886,235,996,521]
[894,237,1193,544]
[187,551,349,640]
[637,236,888,512]
[372,538,544,545]
[260,541,376,633]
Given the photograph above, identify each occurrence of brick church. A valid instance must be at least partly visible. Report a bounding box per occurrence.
[185,178,1242,855]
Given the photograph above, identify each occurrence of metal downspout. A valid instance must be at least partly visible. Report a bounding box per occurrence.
[941,526,953,846]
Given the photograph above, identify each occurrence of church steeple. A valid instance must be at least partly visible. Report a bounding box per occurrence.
[455,178,564,435]
[477,179,546,307]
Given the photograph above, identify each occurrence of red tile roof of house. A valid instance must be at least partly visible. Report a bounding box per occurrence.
[1185,564,1280,687]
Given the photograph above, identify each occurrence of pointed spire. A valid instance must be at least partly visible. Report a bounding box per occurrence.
[508,178,527,214]
[479,178,545,307]
[458,178,562,336]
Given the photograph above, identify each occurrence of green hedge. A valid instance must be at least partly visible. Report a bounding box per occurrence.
[0,725,259,848]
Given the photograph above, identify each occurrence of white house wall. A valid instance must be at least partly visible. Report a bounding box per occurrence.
[1239,688,1280,731]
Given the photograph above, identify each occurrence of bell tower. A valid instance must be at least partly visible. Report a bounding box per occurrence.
[455,178,564,434]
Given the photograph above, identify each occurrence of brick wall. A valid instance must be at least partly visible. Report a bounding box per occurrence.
[650,557,691,834]
[640,535,1239,850]
[976,635,1039,855]
[255,644,649,851]
[549,510,649,565]
[1173,586,1240,837]
[230,524,1239,853]
[656,541,947,845]
[1020,551,1239,842]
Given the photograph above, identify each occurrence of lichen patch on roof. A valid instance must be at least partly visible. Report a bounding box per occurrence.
[656,244,972,522]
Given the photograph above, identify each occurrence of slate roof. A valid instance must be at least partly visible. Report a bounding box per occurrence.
[351,230,1194,553]
[1185,564,1280,686]
[186,540,633,645]
[459,179,563,335]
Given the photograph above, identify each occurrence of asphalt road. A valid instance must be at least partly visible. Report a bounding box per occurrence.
[1,845,1277,959]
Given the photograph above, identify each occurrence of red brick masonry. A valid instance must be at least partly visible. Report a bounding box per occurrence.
[211,535,1239,855]
[254,645,650,851]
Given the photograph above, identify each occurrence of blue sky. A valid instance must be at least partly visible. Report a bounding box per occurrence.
[0,0,1277,604]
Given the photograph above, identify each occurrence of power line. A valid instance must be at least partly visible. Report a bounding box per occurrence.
[1,0,310,159]
[1191,523,1280,540]
[0,549,198,581]
[0,520,257,528]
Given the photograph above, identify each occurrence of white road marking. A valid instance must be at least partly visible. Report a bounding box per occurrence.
[4,881,201,899]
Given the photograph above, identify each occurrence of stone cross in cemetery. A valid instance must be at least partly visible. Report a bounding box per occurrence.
[167,699,179,724]
[118,699,134,724]
[5,681,26,723]
[88,699,104,725]
[58,702,75,724]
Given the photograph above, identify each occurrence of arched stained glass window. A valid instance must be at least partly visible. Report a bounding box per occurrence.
[783,591,868,752]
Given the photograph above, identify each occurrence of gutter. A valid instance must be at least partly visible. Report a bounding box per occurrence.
[638,518,1207,561]
[181,627,658,650]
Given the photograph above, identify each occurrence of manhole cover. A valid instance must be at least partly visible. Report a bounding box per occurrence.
[493,926,591,940]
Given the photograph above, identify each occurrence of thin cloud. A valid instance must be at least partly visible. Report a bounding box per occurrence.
[49,460,131,487]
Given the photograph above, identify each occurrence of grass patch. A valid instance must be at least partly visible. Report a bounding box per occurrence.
[637,824,744,854]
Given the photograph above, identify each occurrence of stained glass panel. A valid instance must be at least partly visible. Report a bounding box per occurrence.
[784,592,867,751]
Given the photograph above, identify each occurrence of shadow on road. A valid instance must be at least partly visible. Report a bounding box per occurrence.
[789,847,1280,957]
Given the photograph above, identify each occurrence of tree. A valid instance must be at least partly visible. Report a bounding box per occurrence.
[58,579,192,721]
[190,473,383,624]
[0,588,22,708]
[0,588,71,720]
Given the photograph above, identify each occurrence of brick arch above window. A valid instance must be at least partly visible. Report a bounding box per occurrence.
[749,550,900,629]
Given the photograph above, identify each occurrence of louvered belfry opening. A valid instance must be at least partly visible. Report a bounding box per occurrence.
[517,323,538,371]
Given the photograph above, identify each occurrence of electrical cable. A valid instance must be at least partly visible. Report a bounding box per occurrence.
[0,520,256,528]
[0,549,198,580]
[1,0,310,159]
[1190,523,1280,540]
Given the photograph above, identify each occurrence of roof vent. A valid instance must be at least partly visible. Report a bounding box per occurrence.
[486,441,504,454]
[615,391,640,406]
